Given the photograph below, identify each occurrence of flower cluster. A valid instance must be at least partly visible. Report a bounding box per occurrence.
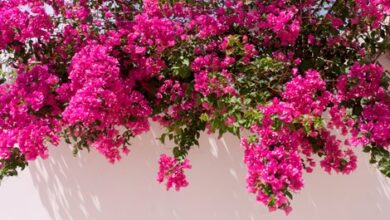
[0,0,389,215]
[157,154,191,191]
[242,128,305,214]
[336,63,383,100]
[0,1,52,50]
[0,65,60,161]
[61,44,152,163]
[242,69,361,213]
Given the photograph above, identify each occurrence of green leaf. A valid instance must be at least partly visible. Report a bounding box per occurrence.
[285,190,293,200]
[199,113,209,122]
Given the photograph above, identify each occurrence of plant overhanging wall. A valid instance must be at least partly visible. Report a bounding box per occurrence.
[0,0,389,214]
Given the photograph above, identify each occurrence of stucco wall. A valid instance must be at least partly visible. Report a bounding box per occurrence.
[0,56,389,220]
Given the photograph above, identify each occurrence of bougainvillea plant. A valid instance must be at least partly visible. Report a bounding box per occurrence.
[0,0,389,214]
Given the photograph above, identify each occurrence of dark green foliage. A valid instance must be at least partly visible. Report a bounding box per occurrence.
[0,148,28,182]
[364,145,390,177]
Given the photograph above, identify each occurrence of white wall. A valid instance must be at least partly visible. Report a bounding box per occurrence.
[0,125,390,220]
[0,56,389,220]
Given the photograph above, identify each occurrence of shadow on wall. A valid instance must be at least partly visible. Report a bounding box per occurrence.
[29,123,390,220]
[29,124,261,220]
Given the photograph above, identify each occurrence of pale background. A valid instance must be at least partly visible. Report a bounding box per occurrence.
[0,56,389,220]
